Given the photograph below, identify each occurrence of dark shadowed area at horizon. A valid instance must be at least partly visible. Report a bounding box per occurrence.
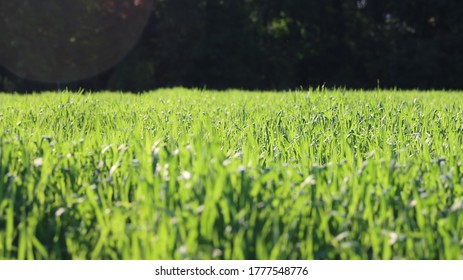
[1,1,463,92]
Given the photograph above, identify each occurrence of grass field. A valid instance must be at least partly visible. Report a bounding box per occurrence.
[0,88,463,260]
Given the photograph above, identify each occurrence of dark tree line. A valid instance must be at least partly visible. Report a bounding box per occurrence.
[1,0,463,92]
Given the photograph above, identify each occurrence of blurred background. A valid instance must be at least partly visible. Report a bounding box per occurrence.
[0,0,462,92]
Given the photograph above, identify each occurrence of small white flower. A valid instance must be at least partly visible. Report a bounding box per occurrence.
[33,157,43,167]
[389,232,398,245]
[181,171,192,180]
[55,208,66,217]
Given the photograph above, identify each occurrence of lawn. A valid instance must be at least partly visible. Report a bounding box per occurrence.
[0,88,462,259]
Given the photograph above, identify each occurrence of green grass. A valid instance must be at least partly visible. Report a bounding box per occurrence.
[0,88,463,260]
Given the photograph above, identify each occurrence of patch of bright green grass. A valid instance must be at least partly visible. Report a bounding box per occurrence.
[0,88,462,259]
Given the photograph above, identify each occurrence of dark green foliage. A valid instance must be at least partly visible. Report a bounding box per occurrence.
[1,0,463,91]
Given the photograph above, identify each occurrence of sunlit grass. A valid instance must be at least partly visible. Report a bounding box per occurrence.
[0,88,462,259]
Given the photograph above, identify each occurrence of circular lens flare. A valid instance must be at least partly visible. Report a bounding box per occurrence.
[0,0,152,83]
